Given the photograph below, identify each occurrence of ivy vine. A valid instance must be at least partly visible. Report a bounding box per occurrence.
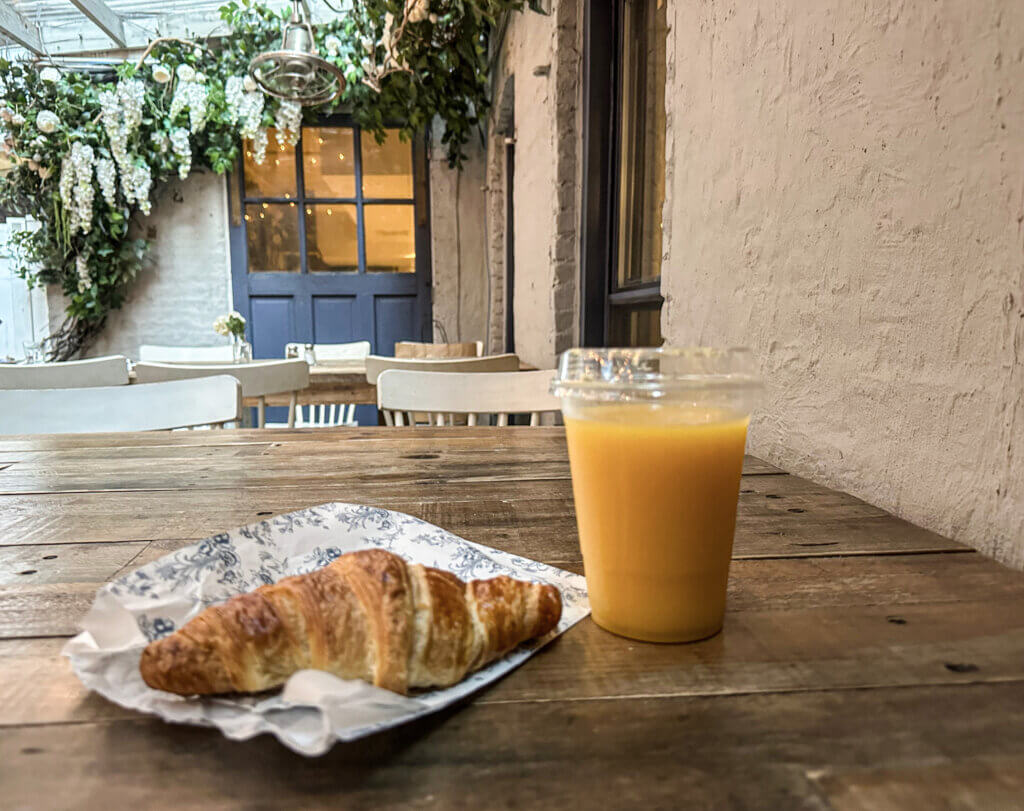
[0,0,535,359]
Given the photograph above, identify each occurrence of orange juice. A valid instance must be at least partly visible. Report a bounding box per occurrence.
[564,404,749,642]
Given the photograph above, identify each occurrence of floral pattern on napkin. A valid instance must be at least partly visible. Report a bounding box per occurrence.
[64,502,589,755]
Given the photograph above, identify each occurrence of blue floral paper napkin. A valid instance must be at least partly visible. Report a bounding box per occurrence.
[63,503,590,755]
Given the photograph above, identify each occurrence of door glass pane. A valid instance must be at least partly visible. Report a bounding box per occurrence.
[616,0,667,288]
[362,129,414,198]
[364,205,415,272]
[303,126,356,199]
[245,203,300,271]
[305,204,358,271]
[243,129,296,198]
[609,304,663,347]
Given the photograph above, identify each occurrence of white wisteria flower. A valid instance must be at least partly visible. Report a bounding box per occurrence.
[96,157,118,206]
[60,142,96,234]
[76,254,91,294]
[35,110,58,134]
[171,80,209,133]
[176,63,195,82]
[151,63,172,84]
[169,127,192,179]
[123,163,152,215]
[39,66,61,83]
[275,101,301,149]
[324,35,342,56]
[195,71,207,83]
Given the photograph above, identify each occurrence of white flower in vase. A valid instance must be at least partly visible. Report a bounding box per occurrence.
[324,35,342,56]
[39,66,61,82]
[151,63,172,84]
[35,110,59,133]
[176,63,195,82]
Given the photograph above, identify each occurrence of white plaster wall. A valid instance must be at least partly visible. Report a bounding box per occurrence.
[429,127,489,346]
[502,8,560,370]
[663,0,1024,567]
[66,172,233,358]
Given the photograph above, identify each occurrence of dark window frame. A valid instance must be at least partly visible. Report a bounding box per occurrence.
[580,0,665,347]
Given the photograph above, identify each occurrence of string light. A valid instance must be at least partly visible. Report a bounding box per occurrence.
[327,208,333,216]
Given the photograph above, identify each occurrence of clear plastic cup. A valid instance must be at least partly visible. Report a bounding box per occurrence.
[551,347,762,643]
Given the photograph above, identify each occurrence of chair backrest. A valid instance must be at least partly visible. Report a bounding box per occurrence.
[0,376,241,434]
[138,345,234,363]
[0,356,130,390]
[133,359,309,398]
[394,341,483,359]
[377,369,560,427]
[285,341,371,361]
[365,353,519,384]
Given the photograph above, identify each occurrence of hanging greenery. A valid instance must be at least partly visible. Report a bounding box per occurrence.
[0,0,536,359]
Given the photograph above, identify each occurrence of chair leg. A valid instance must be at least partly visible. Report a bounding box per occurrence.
[257,396,266,428]
[287,392,297,429]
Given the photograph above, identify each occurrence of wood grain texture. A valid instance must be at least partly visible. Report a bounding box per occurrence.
[5,683,1024,809]
[0,426,1020,809]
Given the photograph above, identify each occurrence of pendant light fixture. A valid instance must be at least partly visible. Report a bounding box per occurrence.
[248,0,345,106]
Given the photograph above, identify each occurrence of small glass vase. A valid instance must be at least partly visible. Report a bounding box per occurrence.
[232,335,252,363]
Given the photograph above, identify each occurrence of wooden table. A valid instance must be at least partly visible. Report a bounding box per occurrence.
[2,428,1023,809]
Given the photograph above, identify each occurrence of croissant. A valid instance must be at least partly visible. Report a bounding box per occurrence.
[139,548,562,696]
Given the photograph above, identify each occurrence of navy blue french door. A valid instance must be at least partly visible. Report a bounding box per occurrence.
[228,117,432,422]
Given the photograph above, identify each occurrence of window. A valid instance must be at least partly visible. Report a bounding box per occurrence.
[240,124,417,275]
[582,0,667,347]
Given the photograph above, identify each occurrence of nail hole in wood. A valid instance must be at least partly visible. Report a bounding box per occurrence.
[788,508,805,513]
[42,554,57,560]
[739,489,754,494]
[765,494,782,499]
[886,616,907,625]
[944,662,979,673]
[18,569,37,575]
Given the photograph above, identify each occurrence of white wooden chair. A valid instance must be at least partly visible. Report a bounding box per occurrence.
[377,369,560,427]
[284,341,370,428]
[364,353,520,384]
[0,356,130,389]
[285,340,371,362]
[0,376,241,434]
[133,359,309,428]
[138,345,234,363]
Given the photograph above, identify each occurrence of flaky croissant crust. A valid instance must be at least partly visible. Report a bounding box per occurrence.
[139,548,562,696]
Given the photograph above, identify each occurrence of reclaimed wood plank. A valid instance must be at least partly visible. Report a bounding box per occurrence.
[0,428,785,477]
[4,683,1024,809]
[2,551,1020,640]
[810,755,1024,811]
[0,476,964,559]
[5,594,1024,727]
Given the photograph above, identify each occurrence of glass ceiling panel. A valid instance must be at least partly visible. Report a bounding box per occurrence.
[0,0,349,58]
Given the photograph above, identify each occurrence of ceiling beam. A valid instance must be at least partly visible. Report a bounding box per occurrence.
[0,1,43,54]
[67,0,126,48]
